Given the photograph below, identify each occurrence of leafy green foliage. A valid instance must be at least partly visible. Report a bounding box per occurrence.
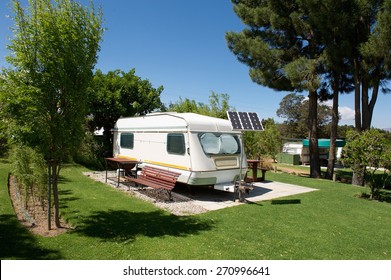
[84,69,164,160]
[73,127,105,170]
[343,129,391,198]
[3,0,104,228]
[227,0,391,179]
[244,118,281,161]
[277,93,333,138]
[9,145,47,209]
[4,0,103,160]
[88,69,164,133]
[168,91,234,119]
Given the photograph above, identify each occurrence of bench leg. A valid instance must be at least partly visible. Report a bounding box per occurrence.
[167,190,173,202]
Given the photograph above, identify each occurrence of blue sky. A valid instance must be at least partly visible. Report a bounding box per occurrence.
[1,0,389,128]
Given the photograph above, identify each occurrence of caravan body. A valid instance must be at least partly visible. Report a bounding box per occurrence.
[112,112,247,192]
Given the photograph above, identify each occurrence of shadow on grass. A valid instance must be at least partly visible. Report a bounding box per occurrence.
[58,189,80,209]
[375,189,391,203]
[0,214,61,259]
[73,210,214,242]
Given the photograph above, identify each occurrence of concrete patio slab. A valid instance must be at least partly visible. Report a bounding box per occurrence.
[185,180,318,211]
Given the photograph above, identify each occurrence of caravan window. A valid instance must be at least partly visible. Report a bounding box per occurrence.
[120,133,134,149]
[198,133,240,155]
[167,133,185,155]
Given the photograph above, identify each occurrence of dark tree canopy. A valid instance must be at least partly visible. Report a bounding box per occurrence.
[86,69,164,159]
[88,69,164,134]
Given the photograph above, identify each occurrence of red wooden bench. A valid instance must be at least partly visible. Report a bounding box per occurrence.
[126,166,181,201]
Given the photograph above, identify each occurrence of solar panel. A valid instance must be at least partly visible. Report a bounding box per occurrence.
[248,112,263,130]
[227,111,264,131]
[239,112,252,130]
[227,111,242,130]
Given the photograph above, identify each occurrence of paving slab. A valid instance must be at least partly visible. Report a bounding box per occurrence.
[186,180,318,211]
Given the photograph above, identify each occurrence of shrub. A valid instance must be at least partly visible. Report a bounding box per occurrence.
[343,129,391,199]
[9,145,47,212]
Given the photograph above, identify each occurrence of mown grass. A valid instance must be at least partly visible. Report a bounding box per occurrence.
[1,160,391,260]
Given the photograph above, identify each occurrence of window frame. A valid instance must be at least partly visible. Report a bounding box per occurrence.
[166,133,186,155]
[120,133,134,149]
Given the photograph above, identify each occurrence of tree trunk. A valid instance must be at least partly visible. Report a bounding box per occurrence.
[352,73,379,186]
[308,89,321,178]
[50,161,62,228]
[352,164,366,186]
[362,79,379,131]
[353,58,362,133]
[352,58,365,186]
[326,78,339,179]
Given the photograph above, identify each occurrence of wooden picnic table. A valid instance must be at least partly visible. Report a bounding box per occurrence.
[247,159,267,182]
[105,157,141,187]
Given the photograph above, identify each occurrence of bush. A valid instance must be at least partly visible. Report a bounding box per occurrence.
[73,130,106,170]
[343,129,391,199]
[9,145,47,211]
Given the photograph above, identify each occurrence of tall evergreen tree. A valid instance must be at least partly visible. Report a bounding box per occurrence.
[227,0,390,182]
[226,0,325,177]
[346,0,391,185]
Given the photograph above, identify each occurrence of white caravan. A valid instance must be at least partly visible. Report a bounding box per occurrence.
[112,112,247,192]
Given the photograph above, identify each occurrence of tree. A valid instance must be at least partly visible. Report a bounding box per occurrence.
[277,93,332,139]
[353,0,391,132]
[276,93,306,138]
[343,129,391,199]
[3,0,103,229]
[87,69,164,158]
[308,0,355,180]
[349,0,391,185]
[226,0,390,180]
[226,0,325,178]
[168,91,234,119]
[244,118,281,162]
[0,75,9,157]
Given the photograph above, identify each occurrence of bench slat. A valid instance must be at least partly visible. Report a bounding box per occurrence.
[127,165,180,191]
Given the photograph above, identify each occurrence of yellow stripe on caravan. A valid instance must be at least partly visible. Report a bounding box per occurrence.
[116,155,139,161]
[116,155,189,170]
[143,160,189,171]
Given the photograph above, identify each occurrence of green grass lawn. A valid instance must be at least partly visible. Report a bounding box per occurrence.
[1,160,390,260]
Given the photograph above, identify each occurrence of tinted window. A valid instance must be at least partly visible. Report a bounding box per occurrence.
[120,133,134,149]
[167,133,185,155]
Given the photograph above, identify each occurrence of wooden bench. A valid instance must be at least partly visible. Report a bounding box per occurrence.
[126,166,181,201]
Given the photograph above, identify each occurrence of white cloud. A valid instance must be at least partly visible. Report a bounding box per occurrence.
[320,100,355,121]
[338,106,355,121]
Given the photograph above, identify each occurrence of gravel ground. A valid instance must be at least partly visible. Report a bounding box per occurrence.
[84,171,208,216]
